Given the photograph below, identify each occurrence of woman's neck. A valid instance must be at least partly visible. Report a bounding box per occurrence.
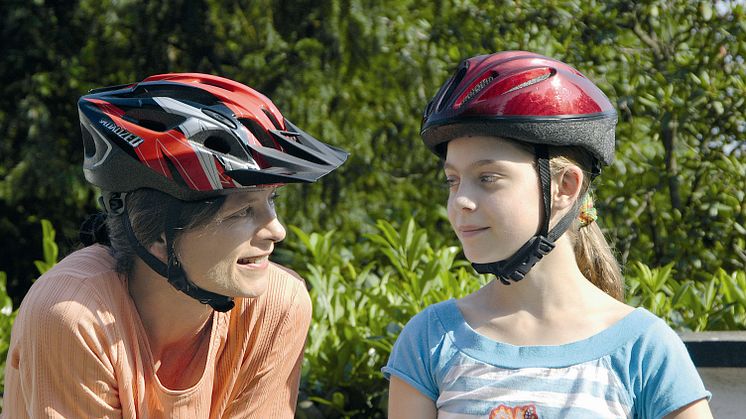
[127,259,214,360]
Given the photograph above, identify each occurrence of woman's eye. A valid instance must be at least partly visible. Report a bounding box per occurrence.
[234,207,254,218]
[269,192,279,206]
[480,174,499,183]
[444,176,459,188]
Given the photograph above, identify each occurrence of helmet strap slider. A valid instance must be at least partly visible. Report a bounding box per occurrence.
[99,192,127,216]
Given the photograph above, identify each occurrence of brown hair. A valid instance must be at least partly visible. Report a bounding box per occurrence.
[104,189,226,276]
[549,147,624,301]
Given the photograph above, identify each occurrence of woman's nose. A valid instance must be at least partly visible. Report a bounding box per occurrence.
[262,217,286,243]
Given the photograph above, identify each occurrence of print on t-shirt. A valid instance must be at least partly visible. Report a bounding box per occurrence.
[489,403,539,419]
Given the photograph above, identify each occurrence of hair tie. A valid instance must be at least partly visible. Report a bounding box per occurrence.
[578,194,597,228]
[79,212,111,246]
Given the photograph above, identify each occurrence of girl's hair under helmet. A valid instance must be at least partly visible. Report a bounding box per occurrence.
[78,73,348,311]
[421,51,617,284]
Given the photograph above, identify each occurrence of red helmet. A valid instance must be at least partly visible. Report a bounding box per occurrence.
[421,51,616,166]
[78,73,348,200]
[421,52,618,284]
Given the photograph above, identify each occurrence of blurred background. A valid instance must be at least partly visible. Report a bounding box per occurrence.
[0,0,744,416]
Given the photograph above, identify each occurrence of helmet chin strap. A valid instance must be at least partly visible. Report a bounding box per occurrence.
[471,145,579,284]
[112,193,235,312]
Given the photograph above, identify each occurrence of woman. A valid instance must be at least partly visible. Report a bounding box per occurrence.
[4,73,347,418]
[383,52,711,418]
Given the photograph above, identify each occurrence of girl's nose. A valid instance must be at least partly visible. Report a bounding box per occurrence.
[453,194,477,211]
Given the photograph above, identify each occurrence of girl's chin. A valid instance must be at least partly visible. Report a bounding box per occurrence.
[464,251,514,265]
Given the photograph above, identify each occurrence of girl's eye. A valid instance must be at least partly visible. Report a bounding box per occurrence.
[444,176,459,188]
[480,174,499,183]
[269,192,279,206]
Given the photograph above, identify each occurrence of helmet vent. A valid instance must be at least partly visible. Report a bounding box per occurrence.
[82,128,97,158]
[125,108,185,132]
[239,118,278,148]
[504,69,554,94]
[262,108,283,130]
[436,66,468,112]
[204,136,232,154]
[461,74,496,105]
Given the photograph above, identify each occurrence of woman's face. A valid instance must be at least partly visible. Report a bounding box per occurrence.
[444,136,542,263]
[176,188,286,298]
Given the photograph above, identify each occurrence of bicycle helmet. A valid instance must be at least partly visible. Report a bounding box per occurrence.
[421,51,616,284]
[78,73,348,311]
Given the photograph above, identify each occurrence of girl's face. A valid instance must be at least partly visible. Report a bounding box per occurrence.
[176,188,286,298]
[444,136,542,263]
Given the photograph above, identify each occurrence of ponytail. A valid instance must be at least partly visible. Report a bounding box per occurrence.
[550,149,624,301]
[571,198,624,301]
[79,212,111,246]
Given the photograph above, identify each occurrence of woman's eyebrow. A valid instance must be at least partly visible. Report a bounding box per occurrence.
[224,195,263,214]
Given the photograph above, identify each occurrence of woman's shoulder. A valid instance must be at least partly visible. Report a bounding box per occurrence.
[16,245,127,329]
[12,246,128,346]
[23,245,121,305]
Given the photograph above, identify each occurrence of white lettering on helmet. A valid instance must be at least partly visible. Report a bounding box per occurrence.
[99,119,144,148]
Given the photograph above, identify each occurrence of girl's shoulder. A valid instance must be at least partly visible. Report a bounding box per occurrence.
[400,299,461,335]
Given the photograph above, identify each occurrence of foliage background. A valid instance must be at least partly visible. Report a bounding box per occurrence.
[0,0,744,416]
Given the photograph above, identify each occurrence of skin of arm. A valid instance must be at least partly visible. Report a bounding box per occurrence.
[663,398,713,419]
[387,376,437,419]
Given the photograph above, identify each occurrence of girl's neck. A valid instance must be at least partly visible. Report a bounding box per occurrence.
[459,235,632,346]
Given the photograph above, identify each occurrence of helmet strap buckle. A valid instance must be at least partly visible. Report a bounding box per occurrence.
[472,235,556,284]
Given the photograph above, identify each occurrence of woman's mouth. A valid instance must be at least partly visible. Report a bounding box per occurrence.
[237,254,270,269]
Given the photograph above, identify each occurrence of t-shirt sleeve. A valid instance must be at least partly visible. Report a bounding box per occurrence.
[3,277,122,418]
[382,309,439,401]
[634,319,711,418]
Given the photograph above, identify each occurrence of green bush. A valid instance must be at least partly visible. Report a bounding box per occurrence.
[289,218,746,418]
[1,217,744,416]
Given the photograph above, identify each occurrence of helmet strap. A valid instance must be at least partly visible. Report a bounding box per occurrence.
[120,197,235,312]
[472,145,579,283]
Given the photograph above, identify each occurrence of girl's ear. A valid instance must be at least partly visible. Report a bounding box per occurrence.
[553,165,584,213]
[147,233,168,263]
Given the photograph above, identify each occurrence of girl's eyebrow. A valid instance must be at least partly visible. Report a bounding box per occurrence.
[443,159,503,171]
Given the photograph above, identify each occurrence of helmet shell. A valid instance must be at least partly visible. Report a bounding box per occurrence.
[421,51,617,165]
[78,73,348,200]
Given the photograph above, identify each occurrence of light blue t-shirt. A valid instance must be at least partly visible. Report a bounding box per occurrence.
[383,299,710,419]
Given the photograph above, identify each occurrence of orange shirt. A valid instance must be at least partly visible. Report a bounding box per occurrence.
[3,245,311,418]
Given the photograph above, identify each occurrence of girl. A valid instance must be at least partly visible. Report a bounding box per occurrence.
[4,73,347,418]
[384,52,711,419]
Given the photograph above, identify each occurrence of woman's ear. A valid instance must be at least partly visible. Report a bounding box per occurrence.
[553,165,584,213]
[147,233,168,263]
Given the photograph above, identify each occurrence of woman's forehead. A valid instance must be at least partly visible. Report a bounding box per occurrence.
[222,187,275,207]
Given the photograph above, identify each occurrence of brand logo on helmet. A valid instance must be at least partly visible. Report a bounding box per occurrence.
[99,119,144,147]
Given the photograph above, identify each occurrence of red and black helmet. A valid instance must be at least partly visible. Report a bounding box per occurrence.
[421,51,616,167]
[421,52,617,284]
[78,73,348,200]
[78,74,348,312]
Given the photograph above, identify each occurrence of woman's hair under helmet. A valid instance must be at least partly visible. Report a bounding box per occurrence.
[78,73,348,311]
